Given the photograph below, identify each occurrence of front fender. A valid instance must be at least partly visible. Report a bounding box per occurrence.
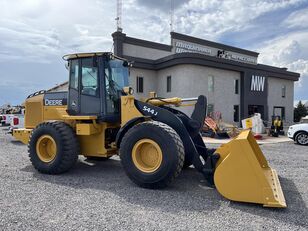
[115,116,149,148]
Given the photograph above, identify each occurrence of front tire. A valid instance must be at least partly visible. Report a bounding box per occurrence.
[28,121,79,174]
[295,132,308,145]
[120,121,184,189]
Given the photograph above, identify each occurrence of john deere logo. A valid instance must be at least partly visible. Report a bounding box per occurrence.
[251,75,265,92]
[45,99,63,106]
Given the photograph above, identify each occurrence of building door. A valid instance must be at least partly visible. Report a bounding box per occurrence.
[248,105,264,118]
[273,106,285,120]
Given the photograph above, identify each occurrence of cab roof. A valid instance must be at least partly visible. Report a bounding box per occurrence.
[62,52,113,61]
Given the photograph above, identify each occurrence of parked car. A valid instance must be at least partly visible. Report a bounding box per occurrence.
[288,123,308,145]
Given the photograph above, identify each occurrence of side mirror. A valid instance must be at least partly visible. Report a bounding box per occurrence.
[65,62,69,70]
[123,61,129,67]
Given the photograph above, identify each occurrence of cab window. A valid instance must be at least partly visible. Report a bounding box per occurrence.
[81,58,98,97]
[69,59,79,90]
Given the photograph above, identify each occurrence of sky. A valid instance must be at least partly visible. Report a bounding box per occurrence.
[0,0,308,106]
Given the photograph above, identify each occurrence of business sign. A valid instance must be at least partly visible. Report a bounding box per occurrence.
[218,50,257,64]
[250,75,265,92]
[174,40,257,65]
[175,41,212,55]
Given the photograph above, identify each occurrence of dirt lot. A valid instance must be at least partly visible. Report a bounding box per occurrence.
[0,126,307,230]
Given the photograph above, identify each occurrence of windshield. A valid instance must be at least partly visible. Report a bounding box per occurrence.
[106,59,129,89]
[105,59,129,114]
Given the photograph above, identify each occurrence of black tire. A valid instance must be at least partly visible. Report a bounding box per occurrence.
[120,121,184,189]
[28,121,79,174]
[86,156,110,161]
[295,131,308,145]
[183,154,193,168]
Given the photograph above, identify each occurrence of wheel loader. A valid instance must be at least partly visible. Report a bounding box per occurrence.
[13,52,286,208]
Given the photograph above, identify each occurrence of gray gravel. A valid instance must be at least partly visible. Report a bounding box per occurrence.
[0,126,307,231]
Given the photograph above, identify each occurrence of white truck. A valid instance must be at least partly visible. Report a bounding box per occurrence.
[288,123,308,145]
[8,109,25,134]
[1,114,13,126]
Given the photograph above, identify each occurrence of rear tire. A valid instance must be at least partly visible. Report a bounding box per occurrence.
[295,131,308,145]
[120,121,184,189]
[28,121,79,174]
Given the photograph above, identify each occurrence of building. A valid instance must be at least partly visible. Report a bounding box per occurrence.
[48,81,69,92]
[112,31,300,124]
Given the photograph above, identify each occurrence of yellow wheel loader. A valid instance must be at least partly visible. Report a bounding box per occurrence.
[13,52,286,207]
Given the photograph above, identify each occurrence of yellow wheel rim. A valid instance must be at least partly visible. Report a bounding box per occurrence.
[132,139,163,173]
[36,135,57,163]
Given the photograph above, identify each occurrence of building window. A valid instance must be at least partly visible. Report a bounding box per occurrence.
[234,79,239,94]
[207,104,214,116]
[282,85,286,98]
[208,76,214,92]
[234,105,239,122]
[167,76,172,92]
[136,76,143,93]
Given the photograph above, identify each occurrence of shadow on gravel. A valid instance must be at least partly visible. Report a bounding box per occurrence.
[22,159,223,213]
[10,140,24,146]
[229,177,308,228]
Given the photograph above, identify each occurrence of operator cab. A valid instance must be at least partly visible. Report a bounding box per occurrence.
[64,52,129,122]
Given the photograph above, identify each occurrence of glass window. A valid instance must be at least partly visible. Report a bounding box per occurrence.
[81,58,98,97]
[69,59,79,90]
[167,76,172,92]
[234,105,239,122]
[105,59,129,114]
[137,76,144,93]
[208,76,214,92]
[234,79,239,94]
[208,104,214,116]
[282,85,286,98]
[106,60,129,90]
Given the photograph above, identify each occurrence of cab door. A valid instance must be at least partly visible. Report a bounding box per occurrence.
[68,59,80,115]
[68,57,101,115]
[79,57,101,115]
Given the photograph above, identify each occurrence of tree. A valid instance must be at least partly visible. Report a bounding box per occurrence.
[294,101,308,122]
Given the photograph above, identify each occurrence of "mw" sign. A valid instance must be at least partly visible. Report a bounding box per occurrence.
[251,75,265,91]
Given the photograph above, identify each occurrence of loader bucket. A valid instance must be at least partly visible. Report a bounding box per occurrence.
[214,130,286,208]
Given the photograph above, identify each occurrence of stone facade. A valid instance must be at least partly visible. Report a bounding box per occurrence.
[267,77,294,124]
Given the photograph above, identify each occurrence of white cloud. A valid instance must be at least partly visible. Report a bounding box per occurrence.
[284,7,308,29]
[0,0,117,62]
[173,0,305,40]
[0,0,308,104]
[258,30,308,89]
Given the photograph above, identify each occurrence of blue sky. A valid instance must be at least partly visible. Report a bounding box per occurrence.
[0,0,308,106]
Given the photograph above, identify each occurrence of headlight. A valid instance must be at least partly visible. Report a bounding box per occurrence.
[289,126,293,130]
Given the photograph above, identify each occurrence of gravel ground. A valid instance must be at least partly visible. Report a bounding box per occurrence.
[0,126,307,231]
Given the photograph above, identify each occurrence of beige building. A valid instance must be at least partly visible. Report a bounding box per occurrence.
[112,31,300,124]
